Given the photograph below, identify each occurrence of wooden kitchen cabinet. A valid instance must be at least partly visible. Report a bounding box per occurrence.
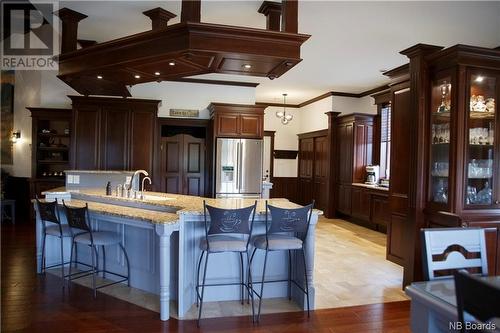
[337,184,352,215]
[351,186,371,221]
[371,194,391,227]
[209,103,265,138]
[70,96,160,173]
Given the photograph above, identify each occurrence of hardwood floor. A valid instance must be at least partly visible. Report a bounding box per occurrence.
[1,221,411,333]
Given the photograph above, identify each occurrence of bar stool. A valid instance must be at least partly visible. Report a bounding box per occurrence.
[196,200,257,326]
[63,201,130,298]
[36,198,72,286]
[250,200,314,322]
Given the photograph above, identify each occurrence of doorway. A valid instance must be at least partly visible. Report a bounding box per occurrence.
[159,120,209,196]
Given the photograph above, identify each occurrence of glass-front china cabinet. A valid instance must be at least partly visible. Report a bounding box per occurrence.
[424,45,500,273]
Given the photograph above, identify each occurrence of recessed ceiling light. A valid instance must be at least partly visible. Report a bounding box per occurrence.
[169,62,175,66]
[242,64,252,69]
[475,76,484,83]
[134,75,141,79]
[97,75,103,79]
[154,72,161,76]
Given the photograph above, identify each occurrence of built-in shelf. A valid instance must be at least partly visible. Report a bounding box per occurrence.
[38,146,69,151]
[37,160,70,164]
[38,133,70,138]
[470,111,495,119]
[274,150,298,159]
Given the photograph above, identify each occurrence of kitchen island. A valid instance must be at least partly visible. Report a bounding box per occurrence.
[36,188,321,320]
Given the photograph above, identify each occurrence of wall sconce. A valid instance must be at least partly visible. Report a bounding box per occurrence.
[11,131,21,143]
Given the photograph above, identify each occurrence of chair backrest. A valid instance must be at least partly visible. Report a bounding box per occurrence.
[266,201,314,241]
[36,198,61,224]
[422,227,488,280]
[203,201,256,236]
[454,270,500,332]
[63,201,91,232]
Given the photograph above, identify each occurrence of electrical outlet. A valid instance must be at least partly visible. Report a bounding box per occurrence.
[74,175,80,184]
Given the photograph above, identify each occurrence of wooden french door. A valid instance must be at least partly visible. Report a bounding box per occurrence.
[161,134,205,196]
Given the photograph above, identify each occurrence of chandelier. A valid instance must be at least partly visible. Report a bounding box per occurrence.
[276,93,293,125]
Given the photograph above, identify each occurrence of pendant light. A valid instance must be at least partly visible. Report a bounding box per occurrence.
[276,93,293,125]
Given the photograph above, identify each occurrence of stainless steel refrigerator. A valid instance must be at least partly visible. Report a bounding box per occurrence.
[216,138,263,198]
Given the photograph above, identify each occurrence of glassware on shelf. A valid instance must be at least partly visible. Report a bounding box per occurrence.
[476,181,493,205]
[431,162,449,177]
[433,178,448,203]
[466,186,477,205]
[432,124,450,144]
[469,126,494,145]
[467,159,493,179]
[437,81,451,113]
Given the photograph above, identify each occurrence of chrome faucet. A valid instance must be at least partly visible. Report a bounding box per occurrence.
[140,176,152,200]
[126,170,149,192]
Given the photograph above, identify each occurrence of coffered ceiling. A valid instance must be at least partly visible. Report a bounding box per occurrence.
[60,1,500,104]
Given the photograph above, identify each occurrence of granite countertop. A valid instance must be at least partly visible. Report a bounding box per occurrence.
[64,170,135,174]
[36,197,179,225]
[42,187,322,222]
[351,183,389,192]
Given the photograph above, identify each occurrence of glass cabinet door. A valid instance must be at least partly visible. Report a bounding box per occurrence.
[465,73,497,207]
[430,77,452,204]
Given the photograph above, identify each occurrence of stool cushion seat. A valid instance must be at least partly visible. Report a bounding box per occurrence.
[74,231,121,246]
[45,224,73,237]
[200,235,247,253]
[252,234,303,251]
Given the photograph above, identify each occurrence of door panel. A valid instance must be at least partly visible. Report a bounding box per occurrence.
[240,115,262,137]
[183,137,205,196]
[240,139,263,194]
[163,136,182,194]
[217,114,239,137]
[163,134,205,196]
[216,138,239,194]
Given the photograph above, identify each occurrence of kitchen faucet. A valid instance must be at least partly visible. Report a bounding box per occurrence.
[140,176,152,200]
[126,170,149,192]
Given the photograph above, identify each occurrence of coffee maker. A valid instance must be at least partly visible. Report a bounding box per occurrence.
[365,165,380,185]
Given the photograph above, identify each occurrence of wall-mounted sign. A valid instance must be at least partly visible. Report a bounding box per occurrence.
[169,109,199,118]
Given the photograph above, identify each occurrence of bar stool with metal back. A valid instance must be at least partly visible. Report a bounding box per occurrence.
[35,197,72,287]
[63,201,130,298]
[196,200,257,326]
[250,200,315,322]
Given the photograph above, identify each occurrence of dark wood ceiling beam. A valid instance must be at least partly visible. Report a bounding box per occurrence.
[281,0,298,33]
[181,0,201,22]
[143,8,177,30]
[171,78,259,87]
[77,39,97,48]
[258,1,282,31]
[55,8,88,54]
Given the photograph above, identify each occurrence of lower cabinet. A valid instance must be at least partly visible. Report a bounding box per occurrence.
[340,184,389,231]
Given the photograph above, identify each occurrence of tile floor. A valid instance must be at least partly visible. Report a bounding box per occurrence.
[48,217,408,319]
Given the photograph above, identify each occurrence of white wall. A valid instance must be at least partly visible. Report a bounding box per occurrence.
[297,96,334,133]
[264,106,301,177]
[131,81,255,119]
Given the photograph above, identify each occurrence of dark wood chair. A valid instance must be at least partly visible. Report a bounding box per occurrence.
[454,270,500,333]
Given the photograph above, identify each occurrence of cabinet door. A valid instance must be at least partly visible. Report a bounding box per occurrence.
[371,194,390,226]
[130,110,155,173]
[101,107,129,170]
[353,123,373,183]
[72,106,100,170]
[216,114,240,137]
[299,138,314,178]
[337,184,352,215]
[313,136,328,211]
[351,186,371,221]
[338,123,354,183]
[240,114,263,138]
[162,136,183,194]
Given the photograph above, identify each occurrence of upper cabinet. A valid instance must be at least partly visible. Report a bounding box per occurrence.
[418,46,500,227]
[70,96,160,173]
[209,103,265,139]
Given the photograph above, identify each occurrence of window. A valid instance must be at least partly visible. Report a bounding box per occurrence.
[380,103,391,179]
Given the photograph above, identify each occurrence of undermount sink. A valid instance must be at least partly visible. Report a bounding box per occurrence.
[71,192,179,213]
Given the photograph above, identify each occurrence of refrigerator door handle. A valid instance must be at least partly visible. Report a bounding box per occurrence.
[238,140,243,192]
[236,141,240,190]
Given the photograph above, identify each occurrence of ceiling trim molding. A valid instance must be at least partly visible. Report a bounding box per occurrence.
[170,78,259,87]
[256,83,390,109]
